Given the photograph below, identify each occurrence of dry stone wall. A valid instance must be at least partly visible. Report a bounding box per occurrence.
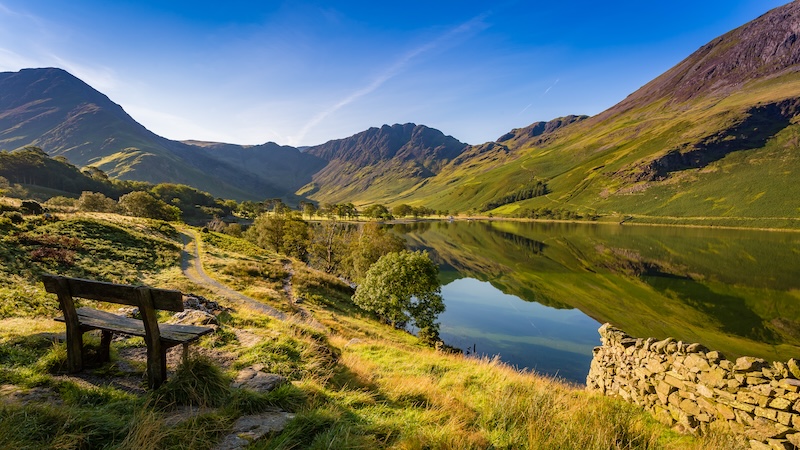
[586,323,800,450]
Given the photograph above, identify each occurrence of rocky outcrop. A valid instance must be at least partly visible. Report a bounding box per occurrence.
[587,323,800,449]
[621,97,800,182]
[496,115,588,146]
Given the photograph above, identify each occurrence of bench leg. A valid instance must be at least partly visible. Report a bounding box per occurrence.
[99,330,112,363]
[146,342,168,389]
[66,332,84,373]
[182,343,189,363]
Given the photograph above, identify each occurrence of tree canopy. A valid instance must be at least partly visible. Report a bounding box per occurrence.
[353,250,444,344]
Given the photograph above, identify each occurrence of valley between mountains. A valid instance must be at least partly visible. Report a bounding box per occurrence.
[1,3,800,226]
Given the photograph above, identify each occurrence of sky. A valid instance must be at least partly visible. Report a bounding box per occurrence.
[0,1,790,147]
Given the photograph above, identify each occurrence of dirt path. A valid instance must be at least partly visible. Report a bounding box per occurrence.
[281,260,295,304]
[180,231,286,320]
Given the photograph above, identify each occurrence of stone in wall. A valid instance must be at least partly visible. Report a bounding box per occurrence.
[587,323,800,449]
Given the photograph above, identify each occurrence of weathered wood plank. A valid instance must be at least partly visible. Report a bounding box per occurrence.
[42,274,184,311]
[55,308,213,344]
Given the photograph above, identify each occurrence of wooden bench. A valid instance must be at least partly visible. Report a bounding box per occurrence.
[42,274,214,388]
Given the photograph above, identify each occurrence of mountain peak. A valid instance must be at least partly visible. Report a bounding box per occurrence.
[306,123,467,165]
[606,1,800,116]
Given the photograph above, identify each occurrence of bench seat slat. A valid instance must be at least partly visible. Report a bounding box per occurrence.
[55,307,214,346]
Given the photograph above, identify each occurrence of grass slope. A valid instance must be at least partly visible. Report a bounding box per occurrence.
[0,208,744,449]
[399,74,800,226]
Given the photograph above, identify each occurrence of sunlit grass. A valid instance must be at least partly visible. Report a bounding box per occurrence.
[0,210,748,449]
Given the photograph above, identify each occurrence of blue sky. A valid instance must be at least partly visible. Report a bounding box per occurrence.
[0,1,789,146]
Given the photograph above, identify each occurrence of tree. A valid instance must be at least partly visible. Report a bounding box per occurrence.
[362,204,392,220]
[353,250,444,345]
[309,219,349,274]
[282,213,310,259]
[118,191,180,220]
[392,204,413,218]
[246,211,309,259]
[246,212,286,252]
[77,191,118,213]
[345,222,405,282]
[301,202,317,219]
[238,201,261,218]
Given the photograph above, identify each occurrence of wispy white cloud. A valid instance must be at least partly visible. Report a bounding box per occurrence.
[125,104,236,143]
[47,54,119,92]
[543,78,560,95]
[0,48,41,71]
[289,12,491,146]
[0,3,121,95]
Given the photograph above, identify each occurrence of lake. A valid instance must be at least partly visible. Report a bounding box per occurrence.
[392,220,800,384]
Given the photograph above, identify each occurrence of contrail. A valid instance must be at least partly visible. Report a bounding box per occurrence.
[517,78,560,116]
[543,78,560,95]
[292,12,491,145]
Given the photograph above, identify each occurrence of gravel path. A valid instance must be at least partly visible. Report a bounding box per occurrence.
[180,231,287,320]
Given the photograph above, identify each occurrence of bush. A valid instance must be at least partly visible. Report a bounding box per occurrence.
[20,200,43,215]
[2,211,22,224]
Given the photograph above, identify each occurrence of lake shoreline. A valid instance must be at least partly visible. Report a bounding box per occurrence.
[381,215,800,233]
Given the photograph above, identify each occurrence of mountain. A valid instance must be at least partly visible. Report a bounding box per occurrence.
[0,68,312,200]
[2,1,799,223]
[181,140,326,196]
[0,68,465,205]
[399,1,800,224]
[298,123,469,204]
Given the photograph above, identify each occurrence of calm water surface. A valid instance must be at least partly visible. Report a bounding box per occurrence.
[393,221,800,384]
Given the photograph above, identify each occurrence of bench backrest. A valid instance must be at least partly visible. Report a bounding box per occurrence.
[42,274,184,312]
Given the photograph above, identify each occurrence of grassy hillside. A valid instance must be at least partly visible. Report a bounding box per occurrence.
[0,208,743,449]
[399,73,800,226]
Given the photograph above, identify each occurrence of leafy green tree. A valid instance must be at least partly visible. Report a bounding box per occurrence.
[362,204,392,220]
[118,191,180,221]
[224,222,243,238]
[283,215,310,259]
[332,203,357,219]
[237,201,258,218]
[246,211,309,258]
[246,212,285,252]
[345,222,405,282]
[353,250,444,345]
[77,191,118,213]
[301,202,317,219]
[392,204,413,218]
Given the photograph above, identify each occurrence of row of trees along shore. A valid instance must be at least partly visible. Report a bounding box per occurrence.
[235,205,445,344]
[240,200,449,221]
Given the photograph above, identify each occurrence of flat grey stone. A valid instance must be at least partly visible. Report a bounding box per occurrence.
[231,367,287,393]
[214,411,295,450]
